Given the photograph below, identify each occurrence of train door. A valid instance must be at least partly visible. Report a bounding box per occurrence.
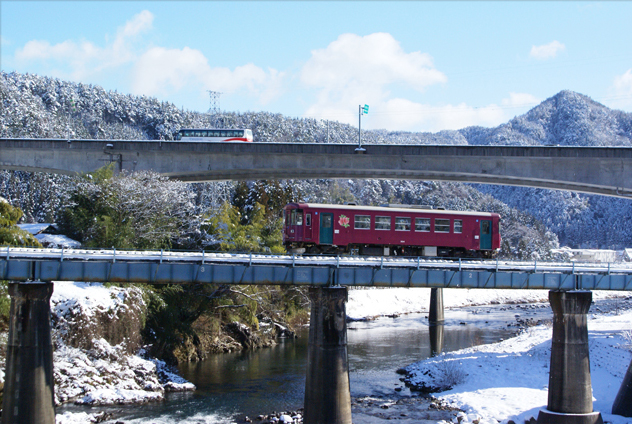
[294,210,304,240]
[304,213,312,239]
[286,209,304,241]
[480,220,492,250]
[320,213,333,245]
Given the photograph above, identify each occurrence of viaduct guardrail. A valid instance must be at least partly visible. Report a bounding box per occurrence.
[1,138,632,198]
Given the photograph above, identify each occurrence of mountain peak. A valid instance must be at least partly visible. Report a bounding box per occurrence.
[463,90,632,147]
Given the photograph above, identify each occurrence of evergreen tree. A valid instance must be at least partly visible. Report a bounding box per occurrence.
[0,197,42,247]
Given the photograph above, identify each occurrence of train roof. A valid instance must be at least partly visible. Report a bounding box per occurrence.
[287,203,498,217]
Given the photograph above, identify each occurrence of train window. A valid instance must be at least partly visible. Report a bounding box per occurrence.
[481,220,491,234]
[322,214,332,228]
[184,130,193,137]
[395,217,411,231]
[435,219,450,233]
[354,215,370,229]
[454,220,463,234]
[415,218,430,232]
[375,216,391,231]
[296,211,303,226]
[306,214,311,226]
[290,210,296,225]
[211,130,219,137]
[236,130,244,137]
[220,130,227,137]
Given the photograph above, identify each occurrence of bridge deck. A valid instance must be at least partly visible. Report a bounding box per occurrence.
[2,139,632,198]
[3,248,632,291]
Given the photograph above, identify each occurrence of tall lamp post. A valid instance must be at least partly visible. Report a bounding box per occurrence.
[356,104,369,152]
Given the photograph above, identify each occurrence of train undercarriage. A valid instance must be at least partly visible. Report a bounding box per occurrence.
[286,243,495,259]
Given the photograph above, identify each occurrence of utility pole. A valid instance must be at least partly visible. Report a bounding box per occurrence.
[66,98,75,143]
[356,104,369,153]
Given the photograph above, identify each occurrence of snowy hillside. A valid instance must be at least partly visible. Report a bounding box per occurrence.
[2,71,632,249]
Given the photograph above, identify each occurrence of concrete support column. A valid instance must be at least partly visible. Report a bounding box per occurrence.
[429,323,445,357]
[537,290,603,424]
[2,282,55,424]
[429,288,444,324]
[612,360,632,416]
[303,287,352,424]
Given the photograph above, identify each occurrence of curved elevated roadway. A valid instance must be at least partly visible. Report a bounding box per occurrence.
[1,138,632,198]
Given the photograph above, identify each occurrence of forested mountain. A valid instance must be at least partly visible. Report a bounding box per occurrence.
[2,70,632,250]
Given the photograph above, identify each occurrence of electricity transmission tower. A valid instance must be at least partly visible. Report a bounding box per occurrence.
[208,90,222,127]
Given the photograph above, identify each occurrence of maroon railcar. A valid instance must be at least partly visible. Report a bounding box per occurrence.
[283,203,501,258]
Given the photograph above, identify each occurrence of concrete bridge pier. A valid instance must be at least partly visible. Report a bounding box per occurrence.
[303,286,352,424]
[428,288,444,324]
[612,359,632,416]
[2,282,56,424]
[537,290,603,424]
[429,322,445,357]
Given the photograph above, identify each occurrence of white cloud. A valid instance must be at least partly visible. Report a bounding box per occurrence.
[301,33,446,92]
[606,69,632,110]
[613,69,632,95]
[530,41,565,60]
[501,92,540,108]
[301,32,449,130]
[299,32,521,131]
[379,99,506,132]
[14,10,154,80]
[12,10,283,106]
[120,10,153,37]
[131,47,285,105]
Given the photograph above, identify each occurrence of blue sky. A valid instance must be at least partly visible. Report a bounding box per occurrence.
[2,1,631,132]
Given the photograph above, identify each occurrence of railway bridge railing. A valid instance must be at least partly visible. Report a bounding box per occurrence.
[3,247,632,290]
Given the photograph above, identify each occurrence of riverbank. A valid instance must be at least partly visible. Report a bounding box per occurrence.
[400,294,632,424]
[244,292,632,424]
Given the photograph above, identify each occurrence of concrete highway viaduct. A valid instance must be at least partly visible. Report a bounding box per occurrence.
[1,138,632,198]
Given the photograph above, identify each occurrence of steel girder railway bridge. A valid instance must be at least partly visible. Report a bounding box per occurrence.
[3,247,632,290]
[2,247,632,423]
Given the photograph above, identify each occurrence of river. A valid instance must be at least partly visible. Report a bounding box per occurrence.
[63,303,550,423]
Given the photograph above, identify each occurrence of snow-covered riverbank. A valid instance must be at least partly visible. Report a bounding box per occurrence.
[395,289,632,424]
[347,289,632,424]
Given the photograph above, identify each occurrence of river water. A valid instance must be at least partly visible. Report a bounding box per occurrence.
[67,304,549,423]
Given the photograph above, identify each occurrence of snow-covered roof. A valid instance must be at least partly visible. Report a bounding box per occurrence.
[18,223,55,235]
[35,234,81,249]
